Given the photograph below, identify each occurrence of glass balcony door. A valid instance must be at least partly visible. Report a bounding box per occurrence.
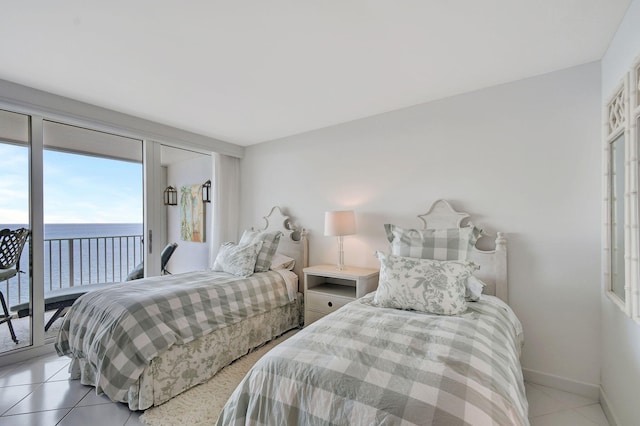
[0,111,209,357]
[42,121,143,342]
[0,110,32,354]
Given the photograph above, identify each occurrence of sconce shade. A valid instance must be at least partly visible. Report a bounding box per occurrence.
[202,180,211,203]
[164,186,178,206]
[324,210,356,236]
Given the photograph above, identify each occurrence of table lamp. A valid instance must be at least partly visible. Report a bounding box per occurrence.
[324,210,356,271]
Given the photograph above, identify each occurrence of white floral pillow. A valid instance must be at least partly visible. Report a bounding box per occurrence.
[374,251,478,315]
[212,241,263,277]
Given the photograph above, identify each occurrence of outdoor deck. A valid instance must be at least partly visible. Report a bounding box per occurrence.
[0,232,143,354]
[0,312,63,354]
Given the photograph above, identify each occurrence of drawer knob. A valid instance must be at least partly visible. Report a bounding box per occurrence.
[328,301,333,307]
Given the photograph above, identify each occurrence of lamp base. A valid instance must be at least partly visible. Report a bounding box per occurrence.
[336,236,345,271]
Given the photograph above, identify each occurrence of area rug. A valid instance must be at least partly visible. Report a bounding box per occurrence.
[140,329,298,426]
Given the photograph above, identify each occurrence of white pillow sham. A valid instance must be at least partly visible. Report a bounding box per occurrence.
[374,251,477,315]
[269,253,296,271]
[466,275,486,301]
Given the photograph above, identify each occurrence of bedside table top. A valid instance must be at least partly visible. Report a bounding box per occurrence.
[303,264,379,279]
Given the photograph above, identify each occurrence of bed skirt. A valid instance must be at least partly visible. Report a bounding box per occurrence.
[69,296,303,410]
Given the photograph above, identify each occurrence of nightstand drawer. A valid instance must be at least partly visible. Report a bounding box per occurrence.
[306,290,351,314]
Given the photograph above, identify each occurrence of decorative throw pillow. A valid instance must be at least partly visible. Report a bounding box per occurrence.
[466,275,486,301]
[212,241,263,277]
[373,251,478,315]
[384,224,481,261]
[239,230,283,272]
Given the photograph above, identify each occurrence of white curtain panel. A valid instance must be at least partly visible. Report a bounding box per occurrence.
[209,153,241,268]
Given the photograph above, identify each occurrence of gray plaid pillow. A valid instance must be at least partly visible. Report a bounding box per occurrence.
[239,230,283,272]
[384,224,481,261]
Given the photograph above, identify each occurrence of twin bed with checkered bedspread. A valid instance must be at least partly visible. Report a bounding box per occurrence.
[217,200,529,425]
[217,293,527,425]
[55,269,300,409]
[55,207,308,410]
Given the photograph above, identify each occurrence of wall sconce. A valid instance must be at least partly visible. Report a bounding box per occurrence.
[202,180,211,203]
[164,186,177,206]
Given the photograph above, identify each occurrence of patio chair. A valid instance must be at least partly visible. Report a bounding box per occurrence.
[0,228,30,344]
[125,242,178,281]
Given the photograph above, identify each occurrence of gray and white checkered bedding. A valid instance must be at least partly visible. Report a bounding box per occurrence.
[55,270,292,403]
[217,293,528,426]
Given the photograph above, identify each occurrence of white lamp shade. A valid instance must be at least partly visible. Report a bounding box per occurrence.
[324,210,356,236]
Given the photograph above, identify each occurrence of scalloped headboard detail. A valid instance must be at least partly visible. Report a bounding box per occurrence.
[418,200,508,302]
[253,206,309,291]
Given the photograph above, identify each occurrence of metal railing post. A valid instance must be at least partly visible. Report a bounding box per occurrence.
[68,239,74,287]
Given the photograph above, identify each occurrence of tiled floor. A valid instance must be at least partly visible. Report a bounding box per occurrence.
[0,351,612,426]
[0,353,142,426]
[526,382,610,426]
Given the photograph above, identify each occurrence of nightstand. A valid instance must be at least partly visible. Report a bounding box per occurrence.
[303,265,379,326]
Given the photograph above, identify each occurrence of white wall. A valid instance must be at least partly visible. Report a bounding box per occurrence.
[240,62,602,391]
[166,154,212,274]
[600,1,640,425]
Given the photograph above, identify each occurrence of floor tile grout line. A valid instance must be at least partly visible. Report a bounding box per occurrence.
[0,381,45,417]
[525,382,608,424]
[528,381,597,406]
[527,398,610,425]
[530,408,604,425]
[1,381,91,418]
[44,361,72,383]
[571,404,608,426]
[0,359,70,388]
[1,407,72,420]
[55,407,75,426]
[52,385,93,425]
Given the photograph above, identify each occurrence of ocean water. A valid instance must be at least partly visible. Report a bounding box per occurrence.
[1,223,143,307]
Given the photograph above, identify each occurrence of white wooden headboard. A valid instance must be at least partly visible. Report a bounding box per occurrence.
[417,200,508,302]
[253,206,309,291]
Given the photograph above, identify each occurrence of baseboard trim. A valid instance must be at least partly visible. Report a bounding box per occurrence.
[0,342,56,368]
[599,387,620,426]
[522,368,599,400]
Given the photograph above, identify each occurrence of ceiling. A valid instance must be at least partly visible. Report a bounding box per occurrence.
[0,1,631,146]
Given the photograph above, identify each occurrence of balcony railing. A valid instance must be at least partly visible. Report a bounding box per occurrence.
[2,234,144,307]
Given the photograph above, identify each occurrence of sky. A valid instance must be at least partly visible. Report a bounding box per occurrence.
[0,143,143,224]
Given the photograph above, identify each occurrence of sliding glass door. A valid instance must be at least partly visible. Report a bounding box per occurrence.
[41,122,143,342]
[0,110,32,354]
[0,109,210,359]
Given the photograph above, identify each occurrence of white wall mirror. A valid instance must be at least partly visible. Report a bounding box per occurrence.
[609,131,626,303]
[603,76,634,315]
[602,67,640,319]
